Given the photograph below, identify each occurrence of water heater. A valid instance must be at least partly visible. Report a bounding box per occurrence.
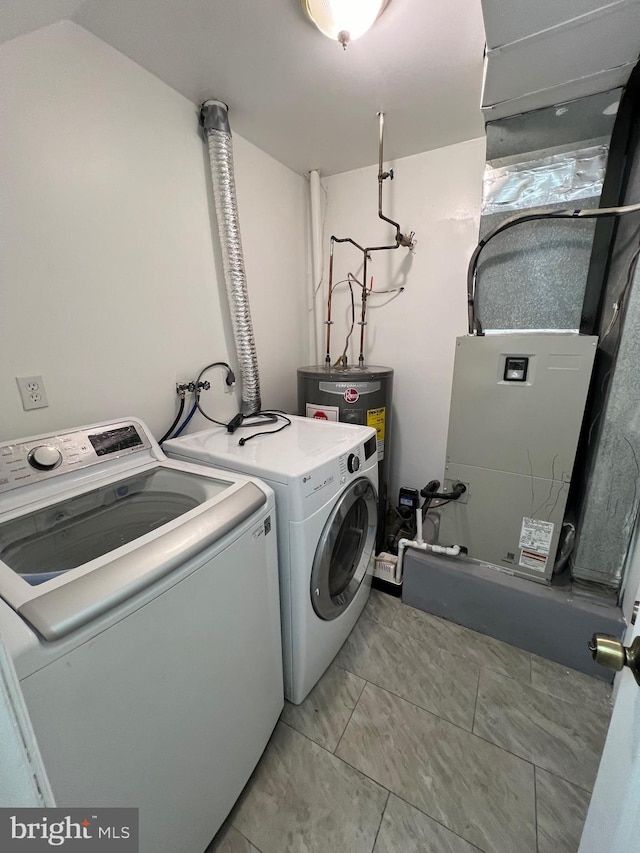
[438,334,597,583]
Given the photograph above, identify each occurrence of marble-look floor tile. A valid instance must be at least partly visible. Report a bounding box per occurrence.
[531,654,612,712]
[232,722,388,853]
[373,795,482,853]
[474,669,609,791]
[280,663,365,751]
[392,605,532,683]
[337,683,536,853]
[364,588,402,628]
[336,616,479,730]
[536,767,592,853]
[207,823,261,853]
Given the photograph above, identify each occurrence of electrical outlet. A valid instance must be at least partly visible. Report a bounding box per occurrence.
[16,375,49,411]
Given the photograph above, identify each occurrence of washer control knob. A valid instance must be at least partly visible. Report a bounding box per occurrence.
[347,453,360,473]
[28,445,62,471]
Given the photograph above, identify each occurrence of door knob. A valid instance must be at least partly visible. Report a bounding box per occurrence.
[589,633,640,686]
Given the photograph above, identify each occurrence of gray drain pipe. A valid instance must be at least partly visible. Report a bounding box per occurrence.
[200,99,261,415]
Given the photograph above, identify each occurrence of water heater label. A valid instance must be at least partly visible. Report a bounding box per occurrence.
[306,403,339,422]
[518,517,554,571]
[318,381,381,395]
[367,407,386,461]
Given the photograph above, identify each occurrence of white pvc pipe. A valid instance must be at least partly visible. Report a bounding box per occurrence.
[396,537,462,583]
[430,544,463,556]
[309,169,323,364]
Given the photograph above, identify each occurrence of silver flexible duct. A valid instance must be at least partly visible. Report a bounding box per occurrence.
[201,99,261,415]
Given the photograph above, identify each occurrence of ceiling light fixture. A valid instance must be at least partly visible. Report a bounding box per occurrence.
[300,0,390,49]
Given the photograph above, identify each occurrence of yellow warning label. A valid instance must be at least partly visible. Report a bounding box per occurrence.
[367,407,386,440]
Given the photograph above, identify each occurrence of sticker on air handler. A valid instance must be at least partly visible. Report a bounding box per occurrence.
[518,517,554,572]
[367,407,386,462]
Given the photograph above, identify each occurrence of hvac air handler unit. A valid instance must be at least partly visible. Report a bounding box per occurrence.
[437,334,597,582]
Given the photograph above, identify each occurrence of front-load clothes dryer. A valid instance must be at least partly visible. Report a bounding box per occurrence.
[165,414,378,704]
[0,419,282,852]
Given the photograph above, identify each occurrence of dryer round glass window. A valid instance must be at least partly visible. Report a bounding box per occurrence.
[311,477,377,621]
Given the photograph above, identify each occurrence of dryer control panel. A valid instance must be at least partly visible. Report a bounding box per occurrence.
[339,447,365,484]
[303,441,373,502]
[0,421,152,494]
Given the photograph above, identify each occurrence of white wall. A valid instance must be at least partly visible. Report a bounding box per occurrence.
[320,139,486,499]
[232,134,310,413]
[0,21,308,443]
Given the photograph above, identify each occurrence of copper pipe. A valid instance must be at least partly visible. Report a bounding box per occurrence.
[358,253,369,366]
[377,112,402,235]
[323,113,414,367]
[333,236,368,253]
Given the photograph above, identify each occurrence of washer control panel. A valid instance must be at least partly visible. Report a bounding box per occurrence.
[28,445,63,471]
[0,421,152,494]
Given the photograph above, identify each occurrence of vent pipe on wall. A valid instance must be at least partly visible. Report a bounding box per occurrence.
[200,99,261,415]
[309,169,323,364]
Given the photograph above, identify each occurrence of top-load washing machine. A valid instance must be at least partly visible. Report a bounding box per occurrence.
[165,415,378,703]
[0,418,283,852]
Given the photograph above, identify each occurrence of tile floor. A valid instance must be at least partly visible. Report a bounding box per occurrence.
[208,590,612,853]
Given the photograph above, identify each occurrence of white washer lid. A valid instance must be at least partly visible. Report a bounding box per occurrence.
[164,415,376,483]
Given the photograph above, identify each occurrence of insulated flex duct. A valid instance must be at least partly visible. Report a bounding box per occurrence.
[201,100,261,415]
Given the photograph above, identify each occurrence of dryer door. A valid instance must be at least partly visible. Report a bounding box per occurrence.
[310,477,377,621]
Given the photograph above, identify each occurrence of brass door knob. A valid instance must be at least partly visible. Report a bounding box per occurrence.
[589,633,640,686]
